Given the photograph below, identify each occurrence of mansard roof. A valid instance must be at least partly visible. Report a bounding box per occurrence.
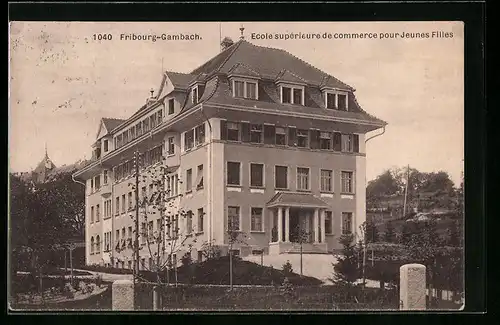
[102,118,126,133]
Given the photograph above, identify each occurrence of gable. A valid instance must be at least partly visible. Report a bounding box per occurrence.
[157,74,175,100]
[96,120,109,140]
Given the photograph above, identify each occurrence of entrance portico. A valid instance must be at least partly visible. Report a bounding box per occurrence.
[267,192,329,255]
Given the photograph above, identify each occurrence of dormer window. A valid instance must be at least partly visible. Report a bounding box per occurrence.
[232,78,258,100]
[279,84,304,105]
[324,89,349,111]
[191,86,199,104]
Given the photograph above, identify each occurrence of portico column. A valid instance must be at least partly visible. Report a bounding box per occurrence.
[277,207,283,242]
[313,208,319,243]
[320,209,326,244]
[285,207,290,242]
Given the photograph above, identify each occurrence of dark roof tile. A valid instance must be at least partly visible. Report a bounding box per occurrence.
[102,118,126,132]
[267,192,329,208]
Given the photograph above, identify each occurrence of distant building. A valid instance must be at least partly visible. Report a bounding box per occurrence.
[15,147,89,184]
[73,37,387,268]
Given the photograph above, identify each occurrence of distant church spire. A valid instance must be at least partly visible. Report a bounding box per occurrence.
[45,142,48,158]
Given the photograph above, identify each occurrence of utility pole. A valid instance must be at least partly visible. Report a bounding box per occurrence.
[134,150,140,281]
[402,164,410,218]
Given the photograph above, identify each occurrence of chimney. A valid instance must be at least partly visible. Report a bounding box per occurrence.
[220,37,234,51]
[146,88,156,105]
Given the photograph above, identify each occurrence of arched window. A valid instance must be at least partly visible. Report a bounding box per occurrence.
[91,236,95,254]
[96,235,101,253]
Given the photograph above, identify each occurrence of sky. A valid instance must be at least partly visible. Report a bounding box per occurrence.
[9,21,464,185]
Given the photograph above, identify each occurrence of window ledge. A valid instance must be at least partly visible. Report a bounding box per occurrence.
[340,192,355,195]
[296,189,312,193]
[226,184,242,188]
[249,186,265,189]
[250,231,265,234]
[320,191,335,194]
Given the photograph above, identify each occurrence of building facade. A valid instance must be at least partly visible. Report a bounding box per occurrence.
[73,38,386,268]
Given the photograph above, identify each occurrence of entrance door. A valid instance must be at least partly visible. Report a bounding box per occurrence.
[289,209,300,242]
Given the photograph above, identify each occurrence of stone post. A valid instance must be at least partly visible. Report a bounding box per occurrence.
[112,279,135,310]
[400,263,426,310]
[153,285,161,310]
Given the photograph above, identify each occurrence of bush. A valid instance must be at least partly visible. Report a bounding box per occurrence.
[72,278,81,291]
[94,274,103,288]
[282,260,293,275]
[181,252,192,267]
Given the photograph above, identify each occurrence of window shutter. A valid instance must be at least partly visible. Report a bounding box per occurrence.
[353,134,360,152]
[333,132,342,151]
[310,130,320,149]
[220,120,227,140]
[264,125,276,144]
[241,122,251,142]
[288,128,297,146]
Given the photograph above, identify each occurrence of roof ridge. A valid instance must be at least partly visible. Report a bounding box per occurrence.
[212,40,244,76]
[189,40,242,75]
[251,41,354,90]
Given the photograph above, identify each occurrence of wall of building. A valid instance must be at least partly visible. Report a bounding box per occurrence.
[222,142,362,253]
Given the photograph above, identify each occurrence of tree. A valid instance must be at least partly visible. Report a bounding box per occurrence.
[383,221,396,243]
[366,169,403,205]
[113,157,197,287]
[446,220,462,247]
[363,220,379,244]
[398,222,413,246]
[227,219,248,290]
[404,219,441,300]
[330,233,359,287]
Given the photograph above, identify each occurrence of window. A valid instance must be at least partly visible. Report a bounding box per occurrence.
[167,137,175,155]
[197,208,204,232]
[228,206,240,231]
[353,134,360,153]
[121,194,126,213]
[275,166,288,189]
[251,207,263,232]
[227,122,240,141]
[326,92,336,109]
[320,132,332,150]
[250,124,262,143]
[341,171,354,193]
[196,165,204,190]
[90,206,94,223]
[281,86,303,105]
[186,168,192,192]
[95,235,101,252]
[141,222,146,244]
[191,86,199,104]
[128,192,133,210]
[282,86,292,104]
[123,131,129,145]
[136,122,142,137]
[103,140,109,152]
[195,124,205,145]
[143,118,150,133]
[341,134,353,152]
[321,169,333,192]
[276,127,286,145]
[338,94,347,110]
[250,163,264,187]
[342,212,353,234]
[148,221,154,240]
[173,216,179,238]
[297,167,310,191]
[130,126,136,140]
[90,236,95,254]
[227,162,241,186]
[150,113,158,129]
[95,204,100,222]
[297,129,309,148]
[116,229,120,244]
[186,211,193,234]
[168,98,175,115]
[247,82,257,99]
[90,178,94,192]
[184,129,194,150]
[157,109,163,123]
[333,132,342,151]
[103,170,108,185]
[166,216,172,238]
[95,175,101,190]
[325,211,333,234]
[293,88,303,105]
[122,227,126,240]
[115,197,119,216]
[197,251,203,263]
[234,80,245,98]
